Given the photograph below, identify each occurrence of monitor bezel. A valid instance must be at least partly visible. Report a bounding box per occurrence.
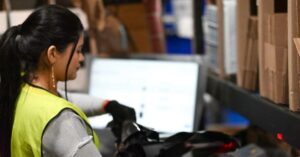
[86,54,207,132]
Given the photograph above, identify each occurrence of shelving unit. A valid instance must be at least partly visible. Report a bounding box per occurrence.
[206,74,300,149]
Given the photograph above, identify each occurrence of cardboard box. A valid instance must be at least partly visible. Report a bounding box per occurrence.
[266,13,288,104]
[264,43,288,104]
[270,14,288,47]
[258,0,288,104]
[288,0,300,111]
[236,0,258,90]
[258,0,273,98]
[107,3,152,53]
[241,16,258,90]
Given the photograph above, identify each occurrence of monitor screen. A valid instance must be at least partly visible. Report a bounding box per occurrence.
[88,57,204,134]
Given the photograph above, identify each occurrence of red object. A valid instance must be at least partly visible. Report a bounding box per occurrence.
[276,133,284,141]
[102,99,110,111]
[217,142,237,153]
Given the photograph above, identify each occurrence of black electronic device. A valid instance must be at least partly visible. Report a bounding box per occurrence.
[114,121,239,157]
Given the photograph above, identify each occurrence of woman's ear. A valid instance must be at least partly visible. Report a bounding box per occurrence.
[47,45,58,65]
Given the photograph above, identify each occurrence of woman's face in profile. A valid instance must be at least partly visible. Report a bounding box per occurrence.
[54,33,85,81]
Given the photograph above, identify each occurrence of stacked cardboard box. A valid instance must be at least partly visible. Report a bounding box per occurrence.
[258,0,288,104]
[236,0,258,91]
[288,0,300,111]
[241,17,258,90]
[265,14,288,104]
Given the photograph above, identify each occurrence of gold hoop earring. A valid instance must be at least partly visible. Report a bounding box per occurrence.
[51,66,56,89]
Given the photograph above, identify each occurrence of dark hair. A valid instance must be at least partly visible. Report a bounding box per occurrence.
[0,5,83,157]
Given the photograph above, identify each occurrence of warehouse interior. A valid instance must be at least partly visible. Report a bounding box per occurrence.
[1,0,300,156]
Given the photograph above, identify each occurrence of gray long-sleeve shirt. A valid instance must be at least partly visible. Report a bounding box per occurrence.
[42,92,108,157]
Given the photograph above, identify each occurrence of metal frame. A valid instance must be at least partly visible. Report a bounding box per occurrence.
[206,74,300,149]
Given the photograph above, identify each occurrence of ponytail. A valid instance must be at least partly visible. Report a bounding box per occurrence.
[0,26,23,157]
[0,5,84,156]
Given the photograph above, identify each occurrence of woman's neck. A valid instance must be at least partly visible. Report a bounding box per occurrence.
[31,71,58,95]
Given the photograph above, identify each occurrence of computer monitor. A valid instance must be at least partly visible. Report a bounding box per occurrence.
[88,55,207,134]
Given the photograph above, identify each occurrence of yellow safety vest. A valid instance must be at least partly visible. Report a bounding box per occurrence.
[11,84,100,157]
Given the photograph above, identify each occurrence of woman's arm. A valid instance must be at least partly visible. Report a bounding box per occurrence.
[58,90,108,117]
[42,109,103,157]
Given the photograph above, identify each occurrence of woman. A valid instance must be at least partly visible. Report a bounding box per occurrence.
[0,5,135,157]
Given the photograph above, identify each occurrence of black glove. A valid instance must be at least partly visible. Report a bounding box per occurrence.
[105,100,136,123]
[105,100,136,141]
